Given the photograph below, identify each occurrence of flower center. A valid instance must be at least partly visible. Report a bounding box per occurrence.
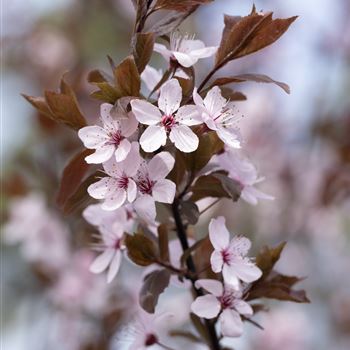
[108,130,123,146]
[221,249,231,264]
[145,333,158,346]
[219,291,235,309]
[117,175,129,189]
[138,176,155,195]
[114,238,121,250]
[161,115,175,131]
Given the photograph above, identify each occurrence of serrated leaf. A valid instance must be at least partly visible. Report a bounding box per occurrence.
[87,69,113,83]
[125,233,158,266]
[255,242,286,278]
[139,269,171,313]
[114,55,141,97]
[210,74,290,94]
[90,82,120,104]
[56,149,93,208]
[133,32,155,74]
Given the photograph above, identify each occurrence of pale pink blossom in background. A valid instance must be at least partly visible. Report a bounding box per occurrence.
[78,103,138,163]
[88,142,140,210]
[154,32,217,68]
[209,216,262,287]
[3,193,70,271]
[193,86,241,148]
[191,279,253,338]
[217,149,274,205]
[131,79,202,153]
[133,151,176,221]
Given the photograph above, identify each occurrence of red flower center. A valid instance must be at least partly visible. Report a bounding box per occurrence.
[221,249,231,264]
[161,115,175,131]
[117,175,129,189]
[108,130,123,146]
[145,333,158,346]
[138,177,155,195]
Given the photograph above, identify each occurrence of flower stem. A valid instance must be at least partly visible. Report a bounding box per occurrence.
[171,199,221,350]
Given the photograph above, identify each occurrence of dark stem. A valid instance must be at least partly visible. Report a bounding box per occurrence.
[171,199,221,350]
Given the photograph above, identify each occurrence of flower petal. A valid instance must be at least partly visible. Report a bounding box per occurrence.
[148,152,175,181]
[176,105,202,126]
[152,179,176,204]
[195,279,223,297]
[230,260,262,284]
[100,103,115,130]
[78,126,109,148]
[219,309,243,338]
[210,250,224,273]
[120,113,139,137]
[114,138,131,162]
[233,300,253,317]
[190,46,218,59]
[90,248,115,274]
[154,43,172,61]
[107,250,122,283]
[241,186,274,205]
[121,142,141,176]
[102,188,127,211]
[203,86,227,116]
[85,144,115,164]
[173,51,198,67]
[229,236,251,257]
[127,179,137,203]
[158,79,182,115]
[216,127,241,149]
[209,216,230,250]
[140,125,167,152]
[130,99,162,125]
[191,295,221,319]
[87,177,117,199]
[133,195,156,222]
[222,264,240,288]
[169,124,199,153]
[141,65,163,92]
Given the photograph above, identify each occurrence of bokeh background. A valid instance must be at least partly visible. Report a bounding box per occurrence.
[2,0,350,349]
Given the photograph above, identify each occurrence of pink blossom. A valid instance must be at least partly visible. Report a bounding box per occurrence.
[131,79,202,153]
[154,32,217,68]
[217,149,274,205]
[87,142,140,210]
[191,279,253,338]
[133,152,176,221]
[78,103,138,163]
[209,217,262,287]
[193,86,241,148]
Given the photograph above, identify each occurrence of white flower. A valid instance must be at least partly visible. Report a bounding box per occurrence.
[131,79,202,153]
[78,103,138,164]
[87,142,140,210]
[191,279,253,338]
[209,217,262,287]
[133,152,176,221]
[217,149,274,205]
[193,86,241,148]
[154,32,217,68]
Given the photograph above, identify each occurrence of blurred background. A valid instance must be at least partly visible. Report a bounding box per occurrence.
[1,0,350,349]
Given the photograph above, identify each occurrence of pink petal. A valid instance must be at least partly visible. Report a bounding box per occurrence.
[210,250,224,273]
[158,79,182,115]
[219,309,243,338]
[216,127,241,149]
[85,144,115,164]
[209,216,230,250]
[229,236,251,257]
[203,86,226,116]
[173,51,198,67]
[153,43,172,61]
[169,124,199,153]
[194,279,223,297]
[114,138,131,162]
[148,152,175,181]
[140,125,167,152]
[141,65,163,92]
[102,188,127,211]
[133,195,156,222]
[233,300,253,317]
[120,113,139,137]
[230,260,262,284]
[87,177,117,199]
[190,46,218,59]
[107,250,122,283]
[152,179,176,204]
[90,248,115,274]
[222,264,240,288]
[192,87,205,107]
[191,295,221,319]
[78,126,109,148]
[121,142,141,176]
[100,103,115,129]
[127,179,137,203]
[130,99,162,125]
[241,186,274,205]
[176,105,202,126]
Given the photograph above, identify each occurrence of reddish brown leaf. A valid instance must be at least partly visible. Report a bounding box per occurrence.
[125,233,159,266]
[56,149,93,208]
[133,32,155,73]
[155,0,212,12]
[255,242,286,278]
[158,224,170,262]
